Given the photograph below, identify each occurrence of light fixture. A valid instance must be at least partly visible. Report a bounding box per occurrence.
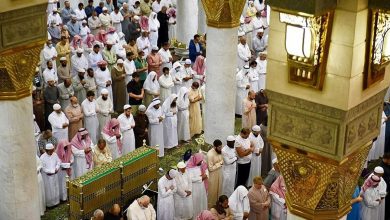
[363,0,390,89]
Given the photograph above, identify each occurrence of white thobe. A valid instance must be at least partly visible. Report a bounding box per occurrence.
[171,69,183,94]
[99,13,112,28]
[181,67,195,88]
[43,68,59,85]
[371,112,387,160]
[247,133,264,186]
[48,111,69,141]
[157,175,177,220]
[174,171,194,220]
[88,51,104,71]
[248,68,259,92]
[158,48,173,70]
[188,166,208,218]
[256,58,267,90]
[74,8,87,22]
[101,132,121,159]
[146,107,165,157]
[222,145,238,197]
[47,13,62,26]
[361,187,381,220]
[366,173,387,220]
[72,142,93,178]
[163,107,178,148]
[95,68,114,102]
[79,26,90,41]
[136,36,151,57]
[127,200,156,220]
[229,194,250,220]
[177,101,190,141]
[58,153,74,201]
[111,11,124,33]
[36,155,46,216]
[124,59,137,85]
[40,153,61,207]
[88,16,102,35]
[81,99,99,144]
[96,97,113,137]
[158,74,174,102]
[71,54,89,76]
[42,46,58,69]
[152,1,162,12]
[118,113,136,155]
[237,43,251,70]
[107,32,120,45]
[235,71,250,115]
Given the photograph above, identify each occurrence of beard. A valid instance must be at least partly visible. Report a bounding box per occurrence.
[100,67,106,71]
[102,96,108,100]
[170,101,177,108]
[215,148,222,154]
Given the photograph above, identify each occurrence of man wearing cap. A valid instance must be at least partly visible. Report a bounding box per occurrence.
[96,88,114,136]
[110,59,126,112]
[89,44,104,71]
[95,60,114,102]
[157,169,178,220]
[140,0,152,16]
[43,60,59,86]
[57,55,71,84]
[180,59,195,89]
[67,15,81,39]
[146,98,165,157]
[44,80,60,129]
[82,91,99,143]
[147,46,163,75]
[237,36,252,70]
[247,125,264,187]
[242,90,257,129]
[158,67,174,102]
[174,161,194,220]
[255,51,267,91]
[361,175,382,220]
[207,139,224,208]
[80,20,91,41]
[48,8,63,27]
[103,40,118,71]
[99,7,112,31]
[40,143,61,207]
[43,39,58,70]
[124,52,137,86]
[263,158,280,189]
[222,135,238,197]
[58,78,75,110]
[111,6,124,33]
[129,15,142,41]
[252,29,268,57]
[72,68,88,102]
[235,128,255,188]
[133,104,149,148]
[74,3,87,23]
[137,30,151,57]
[118,105,136,155]
[65,96,84,140]
[48,20,62,44]
[158,42,172,70]
[88,10,102,35]
[363,166,387,220]
[71,48,88,76]
[236,66,251,116]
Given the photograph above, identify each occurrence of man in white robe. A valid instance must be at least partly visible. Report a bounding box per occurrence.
[157,169,178,220]
[248,61,259,93]
[256,52,267,91]
[158,67,174,102]
[71,128,94,178]
[158,42,173,70]
[36,155,46,216]
[118,105,136,155]
[58,78,74,110]
[42,40,58,69]
[236,66,251,116]
[95,60,114,102]
[367,166,388,220]
[252,29,267,57]
[71,48,89,76]
[174,161,194,220]
[146,98,165,157]
[40,143,61,207]
[162,94,178,149]
[43,61,59,85]
[48,104,69,141]
[361,175,382,220]
[110,8,124,33]
[127,195,156,220]
[137,31,151,58]
[124,52,137,85]
[47,8,62,26]
[229,186,250,220]
[170,61,183,94]
[177,87,191,142]
[237,37,251,70]
[99,7,112,30]
[81,91,99,144]
[88,44,104,71]
[96,89,113,137]
[181,59,195,89]
[247,125,264,187]
[222,135,238,198]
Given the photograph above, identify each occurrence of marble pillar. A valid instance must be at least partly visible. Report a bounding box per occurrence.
[176,0,198,44]
[0,97,40,220]
[198,0,207,35]
[204,27,237,143]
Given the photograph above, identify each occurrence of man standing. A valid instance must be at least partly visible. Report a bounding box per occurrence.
[57,57,71,84]
[96,89,114,136]
[127,72,144,114]
[72,68,88,104]
[81,91,99,144]
[133,105,149,148]
[99,7,112,31]
[255,89,268,126]
[65,96,84,140]
[111,59,127,112]
[174,161,194,220]
[71,48,88,76]
[71,128,93,178]
[88,11,102,36]
[264,159,280,189]
[235,128,254,188]
[137,30,151,57]
[129,16,142,41]
[40,143,61,207]
[157,169,178,220]
[162,94,178,149]
[158,67,174,102]
[67,15,81,39]
[124,52,137,87]
[102,40,118,71]
[157,7,169,47]
[189,34,203,63]
[380,153,390,220]
[171,62,183,94]
[181,59,195,88]
[222,135,238,197]
[102,118,122,159]
[252,29,267,57]
[207,139,224,208]
[236,66,251,116]
[44,78,60,129]
[177,87,191,143]
[89,44,104,71]
[237,36,251,70]
[92,139,113,167]
[95,60,113,101]
[248,176,270,220]
[58,78,74,110]
[118,105,136,155]
[242,90,257,129]
[127,195,156,220]
[61,1,73,25]
[43,60,58,86]
[255,52,267,91]
[248,61,259,93]
[247,125,264,187]
[158,42,172,70]
[147,46,163,75]
[146,98,165,157]
[85,68,97,93]
[188,82,203,137]
[43,40,58,70]
[56,141,73,201]
[48,104,69,141]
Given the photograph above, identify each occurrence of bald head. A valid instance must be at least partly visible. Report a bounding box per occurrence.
[92,209,104,220]
[70,96,79,105]
[110,204,121,216]
[138,195,151,208]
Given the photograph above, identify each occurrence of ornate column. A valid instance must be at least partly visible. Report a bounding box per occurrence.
[202,0,246,143]
[0,1,47,219]
[176,0,198,45]
[267,0,390,219]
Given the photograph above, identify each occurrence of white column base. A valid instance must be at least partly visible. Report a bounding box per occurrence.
[287,210,347,220]
[176,0,199,44]
[204,26,238,144]
[0,97,40,220]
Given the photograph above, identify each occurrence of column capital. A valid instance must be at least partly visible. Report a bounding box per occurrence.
[201,0,246,28]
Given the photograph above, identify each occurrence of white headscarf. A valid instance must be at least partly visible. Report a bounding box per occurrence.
[228,186,250,215]
[146,98,161,113]
[148,12,160,29]
[177,87,189,109]
[143,71,160,93]
[162,93,178,114]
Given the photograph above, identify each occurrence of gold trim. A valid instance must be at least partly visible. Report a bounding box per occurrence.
[206,20,240,28]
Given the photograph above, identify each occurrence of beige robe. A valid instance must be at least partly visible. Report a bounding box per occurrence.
[188,88,203,137]
[242,97,256,129]
[207,148,224,208]
[65,105,84,140]
[92,145,113,167]
[210,207,234,220]
[248,185,270,220]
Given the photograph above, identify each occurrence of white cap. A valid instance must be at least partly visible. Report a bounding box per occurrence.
[185,59,191,65]
[101,89,109,95]
[71,14,77,19]
[32,86,36,91]
[152,46,159,51]
[53,103,61,110]
[103,7,108,11]
[258,28,264,33]
[243,65,250,69]
[106,40,114,45]
[260,51,268,55]
[82,20,87,24]
[45,143,54,150]
[227,135,235,141]
[35,67,40,72]
[138,105,146,111]
[168,169,179,178]
[52,8,58,12]
[134,15,140,20]
[252,125,261,132]
[76,48,84,53]
[33,114,36,119]
[238,31,245,37]
[177,161,186,169]
[78,68,85,73]
[123,104,131,110]
[60,57,67,61]
[46,75,55,81]
[117,59,124,64]
[272,158,278,164]
[374,166,384,174]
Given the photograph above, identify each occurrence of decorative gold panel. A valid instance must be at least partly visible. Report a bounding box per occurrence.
[201,0,246,28]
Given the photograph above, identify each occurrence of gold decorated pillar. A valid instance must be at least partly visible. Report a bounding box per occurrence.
[201,0,246,144]
[267,0,390,219]
[0,1,47,219]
